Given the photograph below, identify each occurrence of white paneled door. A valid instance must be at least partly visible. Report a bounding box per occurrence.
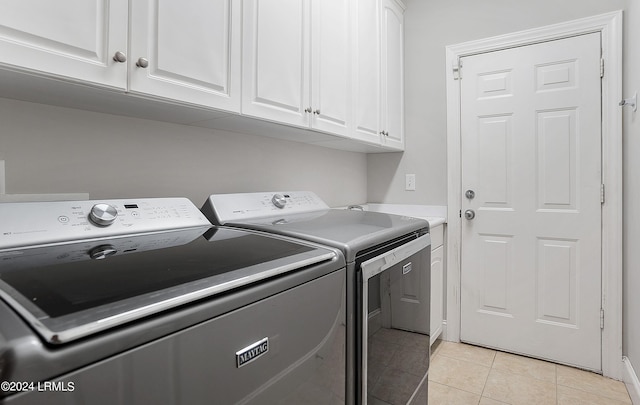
[460,33,602,371]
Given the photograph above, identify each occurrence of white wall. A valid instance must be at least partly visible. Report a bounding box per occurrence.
[0,98,367,208]
[370,0,639,379]
[623,0,640,381]
[368,0,628,205]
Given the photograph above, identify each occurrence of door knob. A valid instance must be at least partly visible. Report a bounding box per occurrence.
[465,189,475,199]
[464,209,476,220]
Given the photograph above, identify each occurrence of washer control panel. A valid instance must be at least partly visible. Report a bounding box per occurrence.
[203,191,330,224]
[0,197,211,250]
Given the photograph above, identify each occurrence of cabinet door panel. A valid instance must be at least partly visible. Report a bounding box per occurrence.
[130,0,240,111]
[242,0,310,127]
[431,245,444,344]
[381,0,404,149]
[311,0,350,136]
[0,0,127,89]
[352,0,381,143]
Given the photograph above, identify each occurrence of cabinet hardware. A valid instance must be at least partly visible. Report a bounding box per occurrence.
[136,57,149,68]
[304,107,312,113]
[113,51,127,63]
[313,109,320,115]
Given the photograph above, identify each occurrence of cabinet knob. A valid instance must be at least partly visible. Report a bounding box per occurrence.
[136,57,149,68]
[113,51,127,63]
[380,131,389,137]
[304,107,312,113]
[313,109,320,115]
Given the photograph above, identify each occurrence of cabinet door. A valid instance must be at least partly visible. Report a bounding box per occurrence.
[380,0,404,150]
[129,0,240,112]
[431,245,444,344]
[0,0,127,89]
[310,0,350,136]
[351,0,381,144]
[242,0,311,127]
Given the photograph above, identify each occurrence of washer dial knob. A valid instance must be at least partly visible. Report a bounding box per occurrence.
[271,194,287,209]
[88,245,118,260]
[89,203,118,226]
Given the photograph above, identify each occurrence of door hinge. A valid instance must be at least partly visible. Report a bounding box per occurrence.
[600,184,605,204]
[453,59,462,80]
[600,57,605,78]
[600,308,605,329]
[459,209,462,218]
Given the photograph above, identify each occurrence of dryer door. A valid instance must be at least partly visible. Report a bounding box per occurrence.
[360,235,431,405]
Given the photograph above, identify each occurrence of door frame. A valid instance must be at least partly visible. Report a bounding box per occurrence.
[445,11,623,379]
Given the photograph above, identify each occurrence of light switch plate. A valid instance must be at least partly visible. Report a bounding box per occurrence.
[405,174,416,191]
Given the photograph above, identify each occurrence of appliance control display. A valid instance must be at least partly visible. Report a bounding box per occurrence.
[0,198,211,250]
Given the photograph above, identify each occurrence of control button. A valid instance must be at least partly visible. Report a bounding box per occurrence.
[271,194,287,209]
[89,204,118,227]
[88,245,118,260]
[130,211,140,217]
[58,216,70,223]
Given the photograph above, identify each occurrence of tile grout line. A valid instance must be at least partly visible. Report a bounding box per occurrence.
[429,353,491,399]
[478,350,497,404]
[554,364,558,405]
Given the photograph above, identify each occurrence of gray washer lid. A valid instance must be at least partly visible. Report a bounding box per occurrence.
[226,209,429,262]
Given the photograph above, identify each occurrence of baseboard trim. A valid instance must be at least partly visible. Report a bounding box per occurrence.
[623,357,640,404]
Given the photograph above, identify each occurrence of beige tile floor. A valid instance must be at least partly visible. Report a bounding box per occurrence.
[427,339,633,405]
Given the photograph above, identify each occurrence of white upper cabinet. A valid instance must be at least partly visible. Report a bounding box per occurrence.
[352,0,381,144]
[0,1,403,152]
[129,0,241,111]
[352,0,404,150]
[311,0,351,136]
[242,0,351,135]
[0,0,240,111]
[0,0,128,89]
[242,0,310,127]
[381,0,405,149]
